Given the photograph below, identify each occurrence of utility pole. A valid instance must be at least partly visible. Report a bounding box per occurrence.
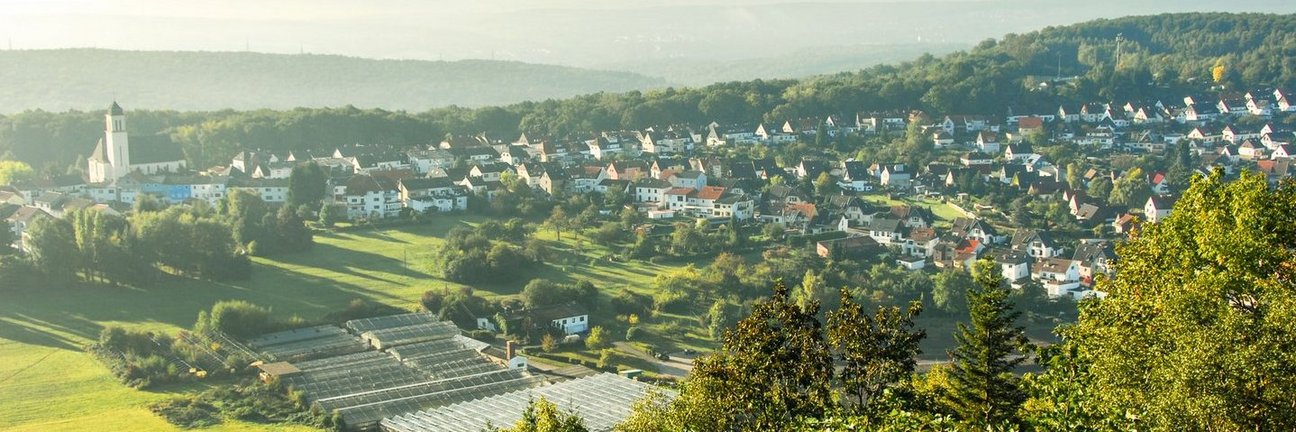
[1115,33,1124,69]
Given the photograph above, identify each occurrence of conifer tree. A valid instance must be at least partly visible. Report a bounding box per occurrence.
[943,258,1029,426]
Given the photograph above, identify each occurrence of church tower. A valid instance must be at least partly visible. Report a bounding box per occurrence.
[105,101,130,179]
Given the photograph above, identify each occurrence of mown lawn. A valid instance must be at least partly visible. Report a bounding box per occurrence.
[0,214,697,431]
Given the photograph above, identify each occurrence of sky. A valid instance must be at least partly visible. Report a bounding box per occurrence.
[2,0,1294,68]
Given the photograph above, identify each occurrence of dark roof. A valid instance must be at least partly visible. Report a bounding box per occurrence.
[399,177,456,190]
[109,101,124,116]
[951,217,998,238]
[867,217,903,233]
[130,134,187,165]
[1073,241,1115,262]
[1010,228,1054,248]
[529,302,589,323]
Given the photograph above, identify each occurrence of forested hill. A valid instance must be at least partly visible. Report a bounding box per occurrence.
[0,49,665,113]
[5,13,1296,170]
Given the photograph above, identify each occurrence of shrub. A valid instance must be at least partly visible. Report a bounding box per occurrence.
[201,300,280,338]
[150,398,222,429]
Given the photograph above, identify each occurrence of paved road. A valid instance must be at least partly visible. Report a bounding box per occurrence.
[614,342,694,377]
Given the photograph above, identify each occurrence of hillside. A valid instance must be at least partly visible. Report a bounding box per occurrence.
[5,13,1296,170]
[0,49,666,113]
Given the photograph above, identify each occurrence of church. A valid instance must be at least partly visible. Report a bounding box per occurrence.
[87,102,188,184]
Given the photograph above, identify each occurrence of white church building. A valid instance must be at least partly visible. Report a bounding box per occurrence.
[88,102,187,184]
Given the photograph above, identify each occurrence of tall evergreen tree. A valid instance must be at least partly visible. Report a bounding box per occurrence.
[943,258,1029,427]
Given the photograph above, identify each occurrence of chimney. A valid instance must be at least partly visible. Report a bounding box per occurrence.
[505,341,515,360]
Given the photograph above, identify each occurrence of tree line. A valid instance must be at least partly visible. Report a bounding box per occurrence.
[5,13,1296,173]
[6,190,314,287]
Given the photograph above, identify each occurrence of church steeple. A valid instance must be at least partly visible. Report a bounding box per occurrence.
[105,101,130,178]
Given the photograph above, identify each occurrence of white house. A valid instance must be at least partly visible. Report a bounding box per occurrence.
[529,302,590,335]
[1031,258,1082,298]
[1144,195,1177,224]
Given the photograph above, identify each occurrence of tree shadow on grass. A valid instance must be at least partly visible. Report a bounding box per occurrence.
[0,258,425,354]
[268,242,432,281]
[0,318,84,352]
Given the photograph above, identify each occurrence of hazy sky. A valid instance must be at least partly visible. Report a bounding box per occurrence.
[3,0,1294,67]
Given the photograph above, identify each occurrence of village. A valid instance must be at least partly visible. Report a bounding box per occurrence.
[4,88,1294,303]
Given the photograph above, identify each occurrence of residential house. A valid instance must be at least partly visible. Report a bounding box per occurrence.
[1073,240,1115,285]
[4,206,52,252]
[340,175,401,220]
[879,164,911,188]
[993,250,1031,284]
[1031,258,1082,298]
[669,170,708,191]
[889,205,933,229]
[816,235,880,259]
[1011,228,1061,258]
[1144,195,1177,224]
[950,217,1003,244]
[398,177,468,213]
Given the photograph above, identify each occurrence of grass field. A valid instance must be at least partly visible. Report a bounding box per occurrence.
[0,213,1059,431]
[0,215,700,431]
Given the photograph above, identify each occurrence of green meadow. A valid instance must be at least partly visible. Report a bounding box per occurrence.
[0,213,1055,431]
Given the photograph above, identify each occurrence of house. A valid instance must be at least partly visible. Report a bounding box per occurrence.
[5,206,52,252]
[1011,228,1061,258]
[932,130,955,148]
[1112,213,1139,235]
[227,177,290,204]
[1257,159,1293,185]
[839,161,872,191]
[1031,258,1082,298]
[889,205,933,229]
[526,302,590,335]
[606,161,649,181]
[1004,144,1036,163]
[1017,116,1045,135]
[1144,195,1177,224]
[976,131,1001,153]
[993,250,1031,284]
[713,194,756,221]
[539,169,572,196]
[339,175,401,220]
[1147,171,1170,195]
[640,128,695,155]
[795,159,829,180]
[866,218,906,246]
[815,235,880,259]
[960,151,993,166]
[1239,140,1267,160]
[669,170,708,191]
[822,195,875,224]
[398,177,468,213]
[634,178,672,206]
[879,164,911,188]
[1183,104,1221,123]
[1073,240,1115,285]
[950,217,1003,244]
[469,162,514,182]
[906,227,941,257]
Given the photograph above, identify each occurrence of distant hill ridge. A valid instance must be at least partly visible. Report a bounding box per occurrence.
[0,48,666,113]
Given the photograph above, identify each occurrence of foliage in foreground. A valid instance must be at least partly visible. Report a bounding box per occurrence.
[617,172,1296,431]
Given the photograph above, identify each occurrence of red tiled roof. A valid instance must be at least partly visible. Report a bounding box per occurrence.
[695,186,726,200]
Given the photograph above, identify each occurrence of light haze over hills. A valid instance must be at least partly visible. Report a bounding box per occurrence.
[0,0,1293,112]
